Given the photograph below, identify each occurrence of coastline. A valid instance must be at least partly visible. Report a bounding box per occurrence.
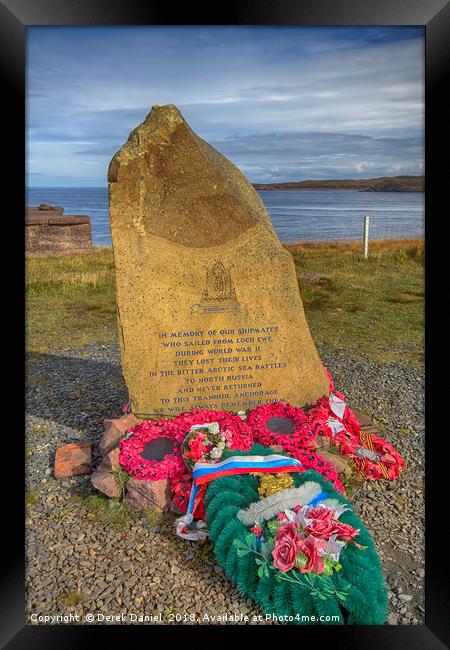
[252,175,424,193]
[254,188,423,192]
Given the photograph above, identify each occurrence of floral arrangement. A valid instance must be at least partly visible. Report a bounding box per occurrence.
[308,396,360,446]
[339,432,404,480]
[174,408,254,453]
[255,472,295,498]
[119,367,403,493]
[235,502,364,591]
[204,445,388,625]
[289,449,345,493]
[307,395,404,480]
[182,422,230,470]
[171,445,345,518]
[170,470,192,512]
[247,401,316,453]
[120,408,254,482]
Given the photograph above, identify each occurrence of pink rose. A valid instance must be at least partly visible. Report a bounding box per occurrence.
[304,517,340,540]
[276,512,288,522]
[307,507,334,521]
[272,523,301,572]
[297,535,327,574]
[335,522,360,542]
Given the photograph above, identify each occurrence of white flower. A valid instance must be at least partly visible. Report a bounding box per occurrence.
[284,509,297,522]
[208,422,220,435]
[294,505,311,527]
[323,534,346,562]
[210,446,223,459]
[326,503,351,519]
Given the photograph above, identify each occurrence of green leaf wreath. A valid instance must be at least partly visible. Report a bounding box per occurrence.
[204,444,388,625]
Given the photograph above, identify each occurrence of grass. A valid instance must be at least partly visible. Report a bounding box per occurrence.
[71,492,137,530]
[144,508,164,528]
[26,239,424,367]
[26,247,117,351]
[60,591,85,606]
[286,238,424,367]
[25,490,37,508]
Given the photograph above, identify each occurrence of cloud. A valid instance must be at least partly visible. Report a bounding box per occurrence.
[207,131,423,182]
[26,26,424,186]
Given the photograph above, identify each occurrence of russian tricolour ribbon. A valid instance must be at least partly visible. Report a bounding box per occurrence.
[176,454,303,541]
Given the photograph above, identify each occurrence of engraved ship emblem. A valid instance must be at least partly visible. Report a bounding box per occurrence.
[191,261,246,314]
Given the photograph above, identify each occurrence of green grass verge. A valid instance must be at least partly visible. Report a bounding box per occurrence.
[286,239,424,366]
[60,591,86,606]
[26,247,117,351]
[26,240,424,367]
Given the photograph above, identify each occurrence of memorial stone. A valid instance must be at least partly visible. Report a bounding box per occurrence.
[108,104,328,417]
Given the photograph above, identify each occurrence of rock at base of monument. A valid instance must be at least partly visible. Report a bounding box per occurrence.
[96,447,120,473]
[124,477,171,511]
[54,442,92,479]
[91,469,121,499]
[100,413,140,457]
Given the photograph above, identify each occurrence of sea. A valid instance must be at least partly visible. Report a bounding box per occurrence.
[26,187,424,247]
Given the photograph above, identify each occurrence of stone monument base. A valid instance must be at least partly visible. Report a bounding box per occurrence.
[26,206,93,255]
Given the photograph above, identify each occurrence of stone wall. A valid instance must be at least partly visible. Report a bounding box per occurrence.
[26,206,93,255]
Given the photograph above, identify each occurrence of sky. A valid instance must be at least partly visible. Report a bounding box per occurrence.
[26,26,424,187]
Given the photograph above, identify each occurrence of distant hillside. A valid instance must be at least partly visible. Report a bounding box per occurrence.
[253,175,424,192]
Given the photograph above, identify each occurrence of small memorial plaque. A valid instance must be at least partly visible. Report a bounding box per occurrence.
[140,438,176,461]
[266,416,295,435]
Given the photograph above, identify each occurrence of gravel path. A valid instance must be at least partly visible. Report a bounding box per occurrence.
[25,342,424,625]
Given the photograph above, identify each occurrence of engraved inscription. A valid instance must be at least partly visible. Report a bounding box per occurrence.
[148,325,286,415]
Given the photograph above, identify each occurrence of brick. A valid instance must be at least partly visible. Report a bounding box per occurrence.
[54,442,91,479]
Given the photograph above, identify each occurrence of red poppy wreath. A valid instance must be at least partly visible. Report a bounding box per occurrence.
[119,419,186,481]
[174,407,255,455]
[247,401,316,453]
[306,397,404,481]
[119,408,255,482]
[290,449,345,493]
[338,432,405,481]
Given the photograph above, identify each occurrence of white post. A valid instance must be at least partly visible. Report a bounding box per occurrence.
[363,216,369,259]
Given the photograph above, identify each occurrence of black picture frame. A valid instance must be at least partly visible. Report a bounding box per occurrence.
[4,0,449,647]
